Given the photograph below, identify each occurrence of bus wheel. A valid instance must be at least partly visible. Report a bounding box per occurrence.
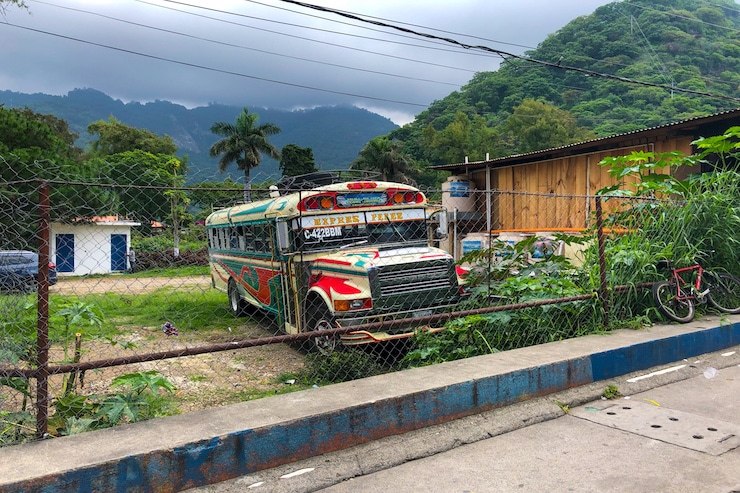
[308,305,340,355]
[228,279,248,317]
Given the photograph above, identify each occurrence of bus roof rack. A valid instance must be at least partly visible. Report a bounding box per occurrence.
[275,170,381,194]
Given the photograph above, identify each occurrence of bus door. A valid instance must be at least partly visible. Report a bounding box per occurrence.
[275,219,301,333]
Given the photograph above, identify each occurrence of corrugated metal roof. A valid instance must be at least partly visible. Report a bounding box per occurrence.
[432,107,740,172]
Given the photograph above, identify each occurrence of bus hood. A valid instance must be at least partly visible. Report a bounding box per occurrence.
[311,245,453,270]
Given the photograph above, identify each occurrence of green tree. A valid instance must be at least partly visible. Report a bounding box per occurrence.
[350,136,418,184]
[0,107,72,175]
[279,144,317,177]
[424,111,502,164]
[87,150,184,224]
[209,108,281,202]
[504,99,596,153]
[86,117,177,157]
[0,107,95,246]
[82,119,185,232]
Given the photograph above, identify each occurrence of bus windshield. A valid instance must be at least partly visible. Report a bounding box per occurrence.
[292,209,428,252]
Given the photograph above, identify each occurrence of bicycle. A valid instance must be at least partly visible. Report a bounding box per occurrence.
[652,260,740,323]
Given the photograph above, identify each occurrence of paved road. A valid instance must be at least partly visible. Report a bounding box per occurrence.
[191,347,740,493]
[320,363,740,493]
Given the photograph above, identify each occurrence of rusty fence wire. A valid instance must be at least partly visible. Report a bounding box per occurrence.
[1,170,733,445]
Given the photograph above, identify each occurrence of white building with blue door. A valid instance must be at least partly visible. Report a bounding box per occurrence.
[51,216,141,276]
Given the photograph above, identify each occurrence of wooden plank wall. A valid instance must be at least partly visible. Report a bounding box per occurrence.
[461,125,732,235]
[478,144,653,231]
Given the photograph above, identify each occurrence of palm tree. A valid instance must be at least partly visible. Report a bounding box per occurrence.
[209,108,281,202]
[350,136,418,184]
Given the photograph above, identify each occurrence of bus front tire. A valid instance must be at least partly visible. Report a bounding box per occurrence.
[307,305,340,355]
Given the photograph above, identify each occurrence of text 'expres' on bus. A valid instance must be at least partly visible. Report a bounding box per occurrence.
[206,172,468,353]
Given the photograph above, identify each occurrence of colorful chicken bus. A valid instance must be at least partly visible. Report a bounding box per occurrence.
[206,172,466,352]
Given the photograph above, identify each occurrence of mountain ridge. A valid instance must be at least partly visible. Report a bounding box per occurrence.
[390,0,740,166]
[0,88,398,183]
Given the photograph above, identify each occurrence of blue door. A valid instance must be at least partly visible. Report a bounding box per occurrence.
[111,234,127,272]
[56,234,75,273]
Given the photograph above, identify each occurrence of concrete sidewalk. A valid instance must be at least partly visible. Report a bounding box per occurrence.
[316,364,740,493]
[1,315,739,493]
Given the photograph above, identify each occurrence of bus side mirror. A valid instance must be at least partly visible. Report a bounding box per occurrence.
[276,220,290,253]
[435,209,448,238]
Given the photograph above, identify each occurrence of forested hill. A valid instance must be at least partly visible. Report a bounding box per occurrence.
[393,0,740,167]
[0,88,397,183]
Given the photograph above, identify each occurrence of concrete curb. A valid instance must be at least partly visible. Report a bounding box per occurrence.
[1,315,738,493]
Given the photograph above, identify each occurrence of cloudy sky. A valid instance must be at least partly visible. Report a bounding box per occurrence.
[1,0,615,125]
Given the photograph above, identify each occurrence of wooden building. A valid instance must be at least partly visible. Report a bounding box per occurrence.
[433,109,740,234]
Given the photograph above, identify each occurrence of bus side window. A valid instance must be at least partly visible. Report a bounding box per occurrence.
[229,227,239,250]
[254,225,266,252]
[237,226,247,251]
[244,226,256,252]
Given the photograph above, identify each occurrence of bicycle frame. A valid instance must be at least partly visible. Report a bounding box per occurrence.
[670,264,709,302]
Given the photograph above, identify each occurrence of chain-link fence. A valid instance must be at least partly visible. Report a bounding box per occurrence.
[2,165,737,446]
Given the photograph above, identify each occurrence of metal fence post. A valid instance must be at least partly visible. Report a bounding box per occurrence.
[36,180,51,438]
[595,196,610,328]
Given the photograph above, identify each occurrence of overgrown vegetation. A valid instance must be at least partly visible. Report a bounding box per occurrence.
[49,370,178,437]
[0,294,183,445]
[390,0,740,170]
[3,124,739,446]
[404,128,740,366]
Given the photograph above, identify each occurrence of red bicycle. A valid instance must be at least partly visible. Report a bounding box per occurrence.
[653,260,740,323]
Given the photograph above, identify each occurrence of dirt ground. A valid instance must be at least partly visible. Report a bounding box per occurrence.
[50,275,212,295]
[46,275,308,414]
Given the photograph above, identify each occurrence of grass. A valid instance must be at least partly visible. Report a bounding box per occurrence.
[126,265,209,278]
[49,288,235,337]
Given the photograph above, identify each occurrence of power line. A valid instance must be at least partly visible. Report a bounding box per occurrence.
[278,0,740,104]
[148,0,500,62]
[243,0,537,52]
[132,0,494,73]
[29,0,462,87]
[0,22,429,107]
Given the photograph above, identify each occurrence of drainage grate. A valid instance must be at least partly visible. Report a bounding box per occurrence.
[571,400,740,456]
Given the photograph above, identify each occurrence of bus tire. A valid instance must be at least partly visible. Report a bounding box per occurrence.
[307,303,340,355]
[228,279,249,317]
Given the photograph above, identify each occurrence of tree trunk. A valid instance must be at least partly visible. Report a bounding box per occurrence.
[243,167,252,203]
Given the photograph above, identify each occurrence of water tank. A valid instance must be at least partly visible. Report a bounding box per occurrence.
[442,176,477,220]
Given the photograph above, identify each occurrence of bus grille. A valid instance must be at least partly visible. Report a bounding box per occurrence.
[376,261,454,297]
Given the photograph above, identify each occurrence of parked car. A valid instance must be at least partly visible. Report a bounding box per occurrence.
[0,250,57,292]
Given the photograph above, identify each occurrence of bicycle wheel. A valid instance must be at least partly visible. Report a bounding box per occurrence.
[652,280,695,323]
[706,271,740,314]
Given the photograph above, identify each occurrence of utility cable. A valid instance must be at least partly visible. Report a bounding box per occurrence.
[132,0,491,73]
[278,0,740,104]
[145,0,499,61]
[27,0,462,87]
[0,22,429,107]
[242,0,536,51]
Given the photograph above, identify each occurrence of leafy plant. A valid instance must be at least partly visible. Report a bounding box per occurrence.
[554,400,570,414]
[591,129,740,325]
[405,237,601,366]
[47,370,178,436]
[602,385,622,400]
[300,349,383,384]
